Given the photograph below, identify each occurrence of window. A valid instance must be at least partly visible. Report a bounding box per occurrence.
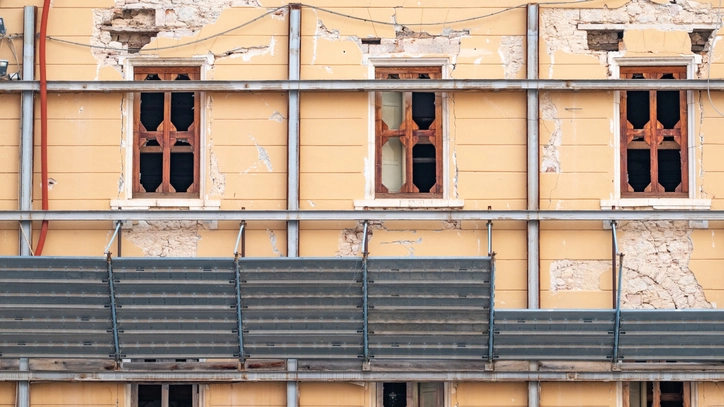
[134,66,200,196]
[132,384,199,407]
[620,66,688,197]
[624,381,690,407]
[377,382,444,407]
[375,67,443,197]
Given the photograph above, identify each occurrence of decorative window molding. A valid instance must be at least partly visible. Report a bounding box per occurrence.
[357,58,463,209]
[605,55,709,211]
[114,57,219,210]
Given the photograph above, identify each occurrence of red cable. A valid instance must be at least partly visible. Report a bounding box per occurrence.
[34,0,51,256]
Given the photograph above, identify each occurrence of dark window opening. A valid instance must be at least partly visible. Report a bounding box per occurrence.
[621,66,687,196]
[658,149,682,192]
[139,153,162,193]
[412,92,435,130]
[140,93,164,131]
[627,90,650,129]
[387,73,400,79]
[168,385,193,407]
[138,385,162,407]
[627,149,650,192]
[170,153,194,193]
[134,384,196,407]
[383,383,407,407]
[134,66,200,196]
[628,381,688,407]
[412,143,436,193]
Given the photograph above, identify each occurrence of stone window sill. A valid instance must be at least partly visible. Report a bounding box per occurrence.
[354,199,464,210]
[110,199,221,211]
[600,198,711,228]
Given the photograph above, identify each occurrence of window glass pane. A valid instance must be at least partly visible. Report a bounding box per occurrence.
[168,384,194,407]
[627,149,650,192]
[140,92,164,132]
[412,92,435,130]
[137,385,162,407]
[412,143,436,193]
[140,153,163,193]
[170,152,194,192]
[382,383,407,407]
[381,137,405,193]
[171,74,194,132]
[381,92,404,130]
[626,90,650,129]
[656,91,680,130]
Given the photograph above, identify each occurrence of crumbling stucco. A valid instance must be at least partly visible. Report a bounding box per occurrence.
[540,92,562,174]
[92,0,261,68]
[549,221,712,309]
[209,149,226,197]
[551,260,609,293]
[125,220,204,257]
[336,223,366,257]
[498,36,524,79]
[541,0,718,78]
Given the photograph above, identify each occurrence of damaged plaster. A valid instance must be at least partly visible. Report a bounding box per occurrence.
[242,135,273,173]
[91,0,262,68]
[549,221,712,309]
[540,0,718,78]
[125,220,205,257]
[540,93,562,174]
[498,36,524,79]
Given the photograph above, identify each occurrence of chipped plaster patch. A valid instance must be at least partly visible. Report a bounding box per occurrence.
[540,93,562,173]
[209,149,226,197]
[215,36,277,61]
[550,259,609,293]
[540,0,718,77]
[125,220,203,257]
[92,0,263,69]
[269,111,285,122]
[242,135,273,173]
[549,221,712,309]
[498,36,524,79]
[266,229,283,257]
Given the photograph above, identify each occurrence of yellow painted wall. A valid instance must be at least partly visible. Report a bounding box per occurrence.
[29,383,125,406]
[0,382,14,407]
[300,383,366,407]
[540,383,616,407]
[207,382,286,407]
[454,382,528,407]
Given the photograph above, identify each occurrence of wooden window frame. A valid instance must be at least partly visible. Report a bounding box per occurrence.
[131,383,199,407]
[622,381,691,407]
[375,67,443,198]
[133,66,201,197]
[620,66,688,197]
[376,382,444,407]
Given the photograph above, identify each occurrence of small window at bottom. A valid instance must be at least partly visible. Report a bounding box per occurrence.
[133,384,198,407]
[626,381,690,407]
[378,382,443,407]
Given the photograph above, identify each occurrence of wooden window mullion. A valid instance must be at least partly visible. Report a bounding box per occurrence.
[648,89,660,193]
[403,91,415,193]
[652,381,661,407]
[162,91,172,193]
[620,77,630,194]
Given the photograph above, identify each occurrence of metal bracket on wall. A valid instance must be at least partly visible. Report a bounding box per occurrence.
[106,257,121,362]
[361,220,370,364]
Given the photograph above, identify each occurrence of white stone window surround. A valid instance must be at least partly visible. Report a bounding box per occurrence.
[112,57,220,210]
[604,55,710,211]
[354,57,464,210]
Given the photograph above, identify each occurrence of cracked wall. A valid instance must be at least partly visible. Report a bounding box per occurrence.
[548,221,712,309]
[541,0,717,79]
[92,0,262,68]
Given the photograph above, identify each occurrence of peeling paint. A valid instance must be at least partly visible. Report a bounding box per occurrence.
[215,36,276,62]
[266,229,283,257]
[498,36,524,79]
[380,237,422,257]
[209,149,226,197]
[269,111,285,123]
[540,93,562,174]
[242,135,273,173]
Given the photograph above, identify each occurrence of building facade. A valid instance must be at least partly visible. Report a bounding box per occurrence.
[2,0,724,406]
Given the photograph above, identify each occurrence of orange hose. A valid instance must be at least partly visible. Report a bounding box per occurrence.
[34,0,51,256]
